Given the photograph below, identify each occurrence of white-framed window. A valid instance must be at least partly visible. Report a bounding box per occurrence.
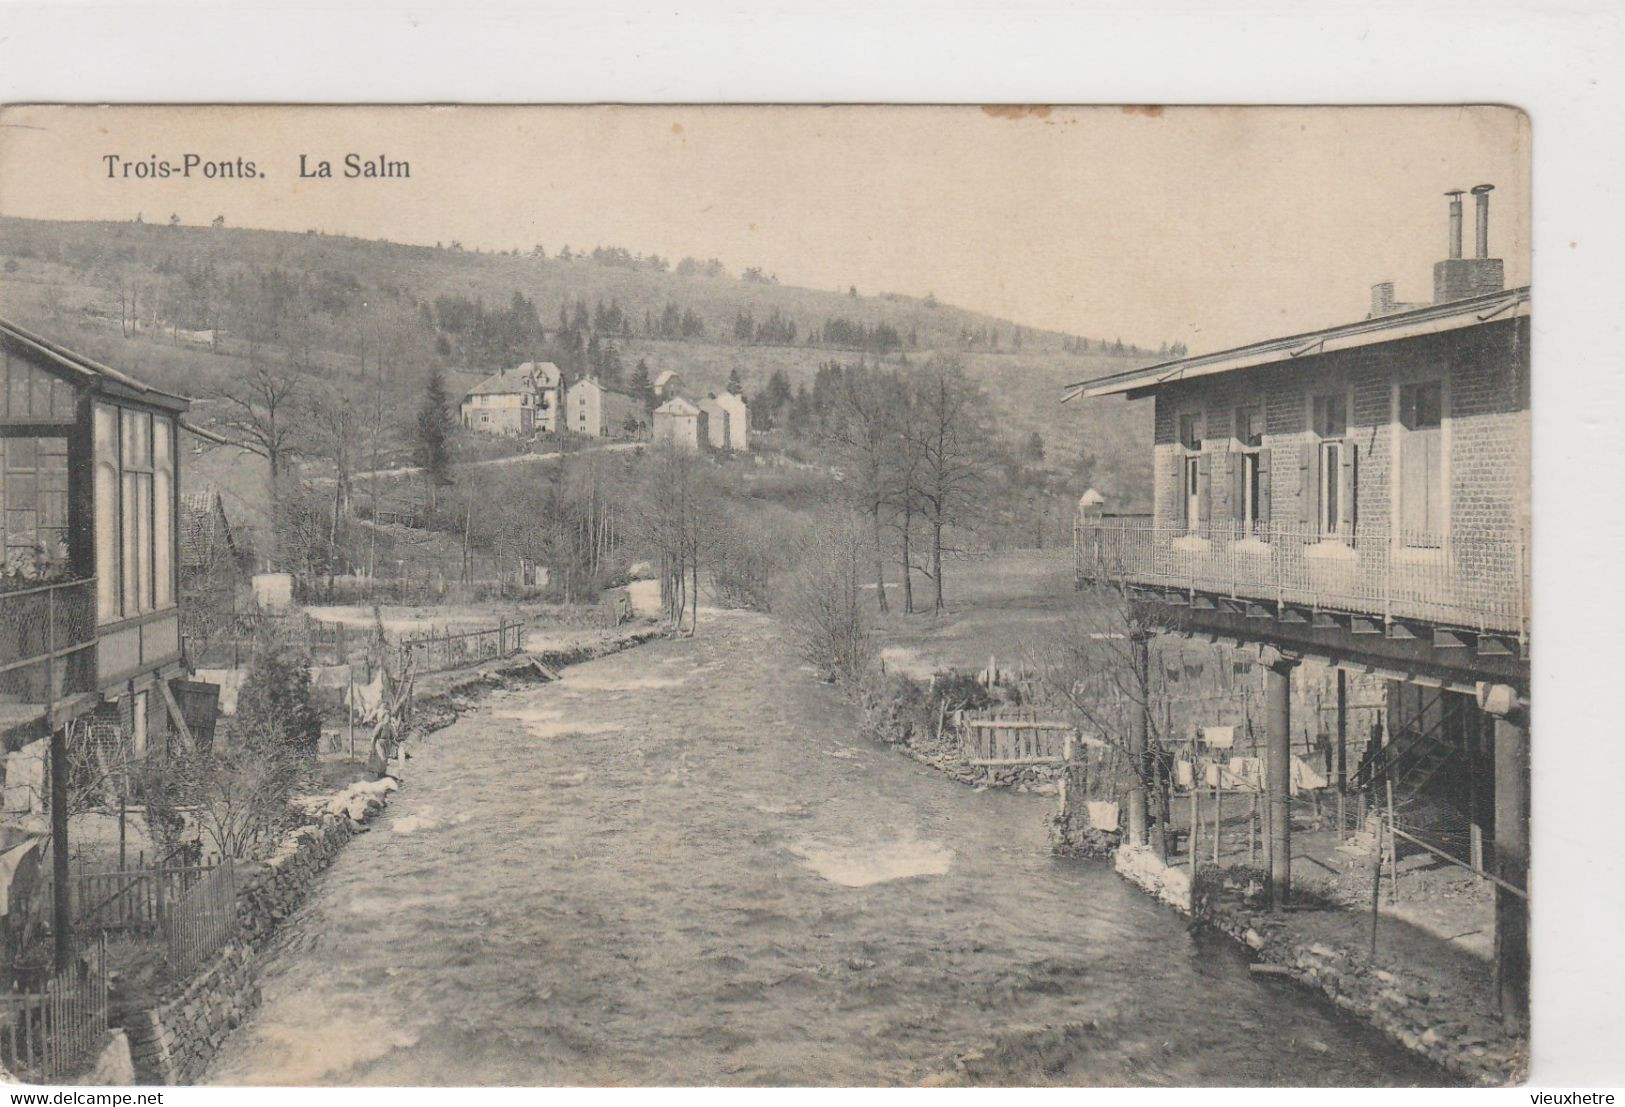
[1397,380,1444,547]
[1312,393,1350,537]
[1176,411,1203,532]
[1234,405,1266,537]
[94,403,176,624]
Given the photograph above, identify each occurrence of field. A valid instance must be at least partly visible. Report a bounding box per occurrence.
[868,547,1078,678]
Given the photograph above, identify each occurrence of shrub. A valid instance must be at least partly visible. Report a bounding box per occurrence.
[781,508,874,684]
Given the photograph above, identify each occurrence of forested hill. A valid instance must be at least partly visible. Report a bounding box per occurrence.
[0,215,1161,508]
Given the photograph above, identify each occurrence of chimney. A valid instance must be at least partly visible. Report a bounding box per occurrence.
[1471,183,1494,259]
[1432,182,1504,303]
[1445,190,1464,259]
[1370,281,1396,317]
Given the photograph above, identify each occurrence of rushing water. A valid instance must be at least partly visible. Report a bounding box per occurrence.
[207,612,1451,1087]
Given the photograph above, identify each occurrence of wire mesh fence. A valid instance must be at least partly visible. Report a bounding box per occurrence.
[0,934,108,1083]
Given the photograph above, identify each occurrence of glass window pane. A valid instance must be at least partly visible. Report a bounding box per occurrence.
[122,472,140,615]
[94,404,121,622]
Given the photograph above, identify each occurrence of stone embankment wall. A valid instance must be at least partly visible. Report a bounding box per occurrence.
[123,779,397,1084]
[118,626,662,1085]
[1110,844,1524,1086]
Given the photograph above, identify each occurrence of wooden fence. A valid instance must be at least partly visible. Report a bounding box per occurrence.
[394,619,524,676]
[960,710,1077,765]
[43,864,215,934]
[161,862,239,976]
[0,934,108,1082]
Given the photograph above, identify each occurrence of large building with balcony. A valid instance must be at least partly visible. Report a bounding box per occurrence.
[1069,186,1531,1027]
[1,320,193,756]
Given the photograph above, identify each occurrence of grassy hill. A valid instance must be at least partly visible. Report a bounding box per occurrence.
[0,215,1156,509]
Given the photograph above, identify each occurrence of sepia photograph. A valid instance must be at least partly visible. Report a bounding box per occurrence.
[0,102,1536,1088]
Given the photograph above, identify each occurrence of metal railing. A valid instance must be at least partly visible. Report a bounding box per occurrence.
[0,577,98,706]
[393,619,525,676]
[1074,518,1529,638]
[161,861,239,976]
[0,934,108,1082]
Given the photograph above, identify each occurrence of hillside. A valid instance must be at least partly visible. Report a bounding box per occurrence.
[0,216,1156,508]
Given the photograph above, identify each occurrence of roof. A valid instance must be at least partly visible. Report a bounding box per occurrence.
[696,395,727,413]
[466,362,560,397]
[654,370,680,387]
[179,487,238,569]
[656,397,701,416]
[573,377,637,401]
[1068,286,1530,401]
[0,317,191,412]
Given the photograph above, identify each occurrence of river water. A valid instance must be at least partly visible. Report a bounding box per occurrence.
[207,612,1450,1087]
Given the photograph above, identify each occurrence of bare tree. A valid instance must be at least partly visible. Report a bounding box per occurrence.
[904,357,994,615]
[212,362,304,567]
[1024,552,1187,857]
[827,364,907,614]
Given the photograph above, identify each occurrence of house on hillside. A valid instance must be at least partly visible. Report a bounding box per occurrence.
[566,376,644,438]
[653,370,683,402]
[652,396,707,451]
[459,361,562,435]
[1,318,203,761]
[1070,185,1530,1025]
[716,391,751,451]
[696,395,729,450]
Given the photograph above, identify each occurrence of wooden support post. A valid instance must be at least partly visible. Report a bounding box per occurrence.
[1248,791,1257,867]
[1189,784,1199,875]
[1384,778,1400,903]
[46,584,72,975]
[1263,651,1296,912]
[1369,805,1385,960]
[1213,785,1222,865]
[348,672,356,763]
[1126,632,1151,849]
[1336,670,1348,838]
[1488,696,1529,1031]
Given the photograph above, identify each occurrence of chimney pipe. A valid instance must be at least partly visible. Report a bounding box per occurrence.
[1471,183,1494,259]
[1445,190,1464,260]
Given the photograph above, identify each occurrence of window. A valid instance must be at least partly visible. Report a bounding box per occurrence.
[1397,381,1444,547]
[1,436,70,573]
[1231,405,1267,537]
[95,403,176,623]
[1178,413,1202,451]
[1313,394,1347,439]
[1235,404,1264,448]
[1312,393,1352,537]
[1184,455,1202,532]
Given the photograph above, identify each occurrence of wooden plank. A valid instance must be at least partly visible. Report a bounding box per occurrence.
[157,678,195,749]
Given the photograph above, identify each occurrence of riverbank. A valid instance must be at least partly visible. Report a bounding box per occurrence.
[98,624,667,1086]
[1111,843,1523,1086]
[855,686,1502,1085]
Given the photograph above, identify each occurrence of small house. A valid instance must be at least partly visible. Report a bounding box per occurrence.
[652,397,707,451]
[460,361,562,436]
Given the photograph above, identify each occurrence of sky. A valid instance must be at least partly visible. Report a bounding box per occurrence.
[0,104,1529,352]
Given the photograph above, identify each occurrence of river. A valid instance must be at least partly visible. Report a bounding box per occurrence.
[206,610,1451,1086]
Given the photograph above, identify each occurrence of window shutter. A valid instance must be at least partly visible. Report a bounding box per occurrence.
[1258,448,1273,530]
[1299,440,1319,527]
[1197,453,1211,529]
[1339,442,1358,537]
[1227,448,1243,527]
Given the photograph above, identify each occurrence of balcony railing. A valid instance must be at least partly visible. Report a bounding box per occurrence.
[0,576,98,709]
[1073,518,1529,640]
